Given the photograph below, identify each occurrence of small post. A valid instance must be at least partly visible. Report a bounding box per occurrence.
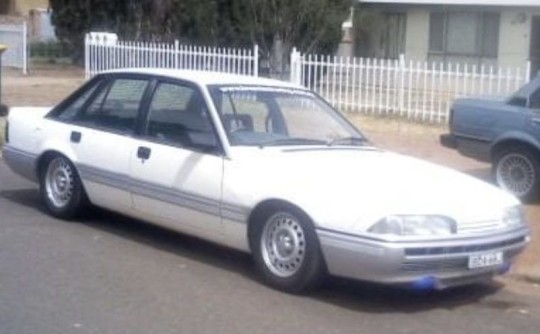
[22,22,27,75]
[0,44,8,116]
[253,44,259,77]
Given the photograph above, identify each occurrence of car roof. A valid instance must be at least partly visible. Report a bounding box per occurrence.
[102,68,305,89]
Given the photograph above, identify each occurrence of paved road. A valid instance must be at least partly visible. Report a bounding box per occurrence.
[2,159,540,334]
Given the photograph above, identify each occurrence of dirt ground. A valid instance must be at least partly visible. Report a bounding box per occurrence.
[0,65,538,283]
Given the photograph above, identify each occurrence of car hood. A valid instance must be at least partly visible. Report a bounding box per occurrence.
[453,98,506,109]
[226,146,519,233]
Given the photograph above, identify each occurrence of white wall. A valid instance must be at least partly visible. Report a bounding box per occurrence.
[400,6,539,68]
[498,10,538,68]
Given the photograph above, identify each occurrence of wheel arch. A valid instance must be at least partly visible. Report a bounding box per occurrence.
[36,149,78,180]
[490,134,540,160]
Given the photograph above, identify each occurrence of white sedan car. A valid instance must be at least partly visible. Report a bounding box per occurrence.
[3,69,530,293]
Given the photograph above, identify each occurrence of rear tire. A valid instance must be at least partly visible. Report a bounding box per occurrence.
[249,205,326,293]
[493,146,540,202]
[40,155,87,219]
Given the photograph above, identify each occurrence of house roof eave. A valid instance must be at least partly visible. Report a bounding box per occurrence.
[357,0,540,8]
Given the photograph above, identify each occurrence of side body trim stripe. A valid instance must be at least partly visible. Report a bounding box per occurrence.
[78,163,249,223]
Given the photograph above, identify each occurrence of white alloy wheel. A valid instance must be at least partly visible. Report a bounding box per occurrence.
[45,157,75,208]
[493,146,540,202]
[40,155,87,219]
[261,212,307,278]
[496,152,536,198]
[250,206,326,293]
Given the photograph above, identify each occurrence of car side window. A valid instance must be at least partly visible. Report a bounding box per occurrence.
[77,78,148,133]
[145,82,218,153]
[56,84,98,121]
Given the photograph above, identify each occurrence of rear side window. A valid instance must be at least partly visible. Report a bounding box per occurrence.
[77,79,148,133]
[54,84,98,121]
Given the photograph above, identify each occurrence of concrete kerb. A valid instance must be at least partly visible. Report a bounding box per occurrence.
[509,273,540,285]
[510,256,540,284]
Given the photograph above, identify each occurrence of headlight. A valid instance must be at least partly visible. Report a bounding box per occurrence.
[368,215,456,236]
[502,206,525,228]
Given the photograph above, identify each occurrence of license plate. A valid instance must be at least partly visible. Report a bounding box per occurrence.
[468,252,503,269]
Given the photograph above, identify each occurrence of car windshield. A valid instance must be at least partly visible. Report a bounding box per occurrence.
[208,85,364,147]
[507,75,540,107]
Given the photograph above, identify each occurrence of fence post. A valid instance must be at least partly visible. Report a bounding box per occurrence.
[398,54,405,113]
[253,44,259,77]
[526,60,532,81]
[290,47,302,85]
[174,40,179,69]
[84,33,90,79]
[22,22,27,75]
[0,44,7,115]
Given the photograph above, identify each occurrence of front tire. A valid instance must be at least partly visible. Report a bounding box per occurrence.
[249,206,326,293]
[40,155,87,219]
[494,146,540,202]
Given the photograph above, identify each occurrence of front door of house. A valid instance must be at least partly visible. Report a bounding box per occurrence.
[530,16,540,79]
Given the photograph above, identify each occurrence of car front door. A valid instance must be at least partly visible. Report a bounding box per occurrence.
[130,80,224,234]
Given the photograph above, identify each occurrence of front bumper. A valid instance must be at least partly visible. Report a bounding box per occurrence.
[317,227,530,289]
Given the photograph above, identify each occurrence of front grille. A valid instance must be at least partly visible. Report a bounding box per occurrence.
[401,248,523,273]
[401,258,467,272]
[404,236,526,256]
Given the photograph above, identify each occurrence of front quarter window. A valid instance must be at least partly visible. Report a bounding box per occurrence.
[144,82,219,153]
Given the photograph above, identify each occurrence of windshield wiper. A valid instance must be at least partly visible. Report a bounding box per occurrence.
[261,138,327,147]
[327,136,369,146]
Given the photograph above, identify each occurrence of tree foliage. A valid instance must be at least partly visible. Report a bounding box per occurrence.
[49,0,351,73]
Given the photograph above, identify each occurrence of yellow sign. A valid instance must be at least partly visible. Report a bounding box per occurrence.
[0,44,7,54]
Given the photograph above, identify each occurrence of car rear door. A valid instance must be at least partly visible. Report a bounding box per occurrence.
[129,79,224,234]
[69,76,150,213]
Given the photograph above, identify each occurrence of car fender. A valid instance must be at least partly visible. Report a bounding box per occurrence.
[490,131,540,157]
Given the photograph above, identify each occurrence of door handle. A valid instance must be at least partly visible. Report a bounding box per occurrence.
[70,131,82,143]
[137,146,151,160]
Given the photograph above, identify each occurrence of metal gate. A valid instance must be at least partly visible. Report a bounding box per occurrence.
[0,23,27,74]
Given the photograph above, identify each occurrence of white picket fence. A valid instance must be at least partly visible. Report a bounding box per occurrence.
[290,49,531,123]
[0,23,28,74]
[84,32,532,124]
[85,32,259,79]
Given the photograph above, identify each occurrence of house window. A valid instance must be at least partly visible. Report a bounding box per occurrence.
[429,11,500,62]
[354,12,406,59]
[381,13,406,59]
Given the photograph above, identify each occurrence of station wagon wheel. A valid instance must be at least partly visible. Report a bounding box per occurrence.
[250,206,326,293]
[40,155,87,219]
[494,146,540,202]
